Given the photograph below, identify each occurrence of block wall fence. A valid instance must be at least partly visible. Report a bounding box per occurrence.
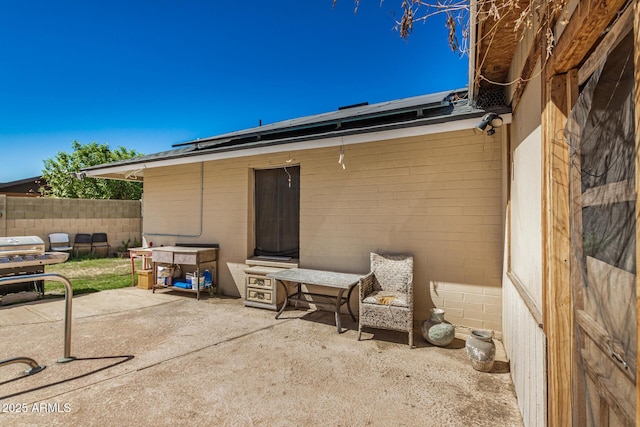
[0,195,142,254]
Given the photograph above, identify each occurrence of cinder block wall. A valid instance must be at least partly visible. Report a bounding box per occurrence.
[300,130,504,334]
[0,195,142,254]
[142,128,505,334]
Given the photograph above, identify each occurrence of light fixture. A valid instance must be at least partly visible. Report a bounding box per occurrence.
[476,112,503,136]
[71,171,87,181]
[284,167,292,188]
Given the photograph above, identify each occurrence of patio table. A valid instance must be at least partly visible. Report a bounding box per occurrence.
[267,268,363,333]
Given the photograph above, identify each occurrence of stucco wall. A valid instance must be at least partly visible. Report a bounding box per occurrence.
[142,128,505,332]
[0,195,142,254]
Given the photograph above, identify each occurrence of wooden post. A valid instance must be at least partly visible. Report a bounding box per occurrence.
[542,70,576,426]
[635,1,640,424]
[563,69,585,427]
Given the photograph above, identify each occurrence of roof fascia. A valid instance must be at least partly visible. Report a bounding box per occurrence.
[84,113,512,179]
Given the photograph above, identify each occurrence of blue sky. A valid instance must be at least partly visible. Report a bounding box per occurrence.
[0,0,468,182]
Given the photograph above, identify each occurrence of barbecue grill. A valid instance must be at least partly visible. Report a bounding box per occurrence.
[0,236,75,373]
[0,235,69,302]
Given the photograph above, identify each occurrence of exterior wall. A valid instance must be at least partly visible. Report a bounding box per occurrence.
[503,62,547,427]
[504,277,546,426]
[0,195,142,254]
[510,63,543,307]
[143,128,505,331]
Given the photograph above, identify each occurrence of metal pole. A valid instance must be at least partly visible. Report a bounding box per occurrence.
[0,273,75,363]
[0,356,45,375]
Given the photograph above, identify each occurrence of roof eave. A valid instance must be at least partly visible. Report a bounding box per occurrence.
[84,109,510,180]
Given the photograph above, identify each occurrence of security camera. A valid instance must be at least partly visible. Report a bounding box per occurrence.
[476,112,503,135]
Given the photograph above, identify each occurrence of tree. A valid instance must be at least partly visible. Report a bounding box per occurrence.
[41,141,143,200]
[338,1,568,62]
[335,0,470,50]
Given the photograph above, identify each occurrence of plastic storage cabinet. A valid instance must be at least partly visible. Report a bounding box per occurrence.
[244,257,298,310]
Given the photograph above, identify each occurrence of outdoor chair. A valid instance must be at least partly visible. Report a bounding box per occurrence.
[358,252,414,347]
[91,233,111,257]
[48,233,73,253]
[73,233,92,257]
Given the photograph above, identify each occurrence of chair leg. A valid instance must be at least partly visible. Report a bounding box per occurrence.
[357,324,362,341]
[409,329,414,348]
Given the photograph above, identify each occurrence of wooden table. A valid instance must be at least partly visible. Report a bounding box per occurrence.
[267,268,362,333]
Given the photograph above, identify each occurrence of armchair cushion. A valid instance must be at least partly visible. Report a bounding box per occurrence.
[362,290,409,308]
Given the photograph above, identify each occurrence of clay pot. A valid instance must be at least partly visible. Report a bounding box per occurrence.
[421,308,455,347]
[466,329,496,372]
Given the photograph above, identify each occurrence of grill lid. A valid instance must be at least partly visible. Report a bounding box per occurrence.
[0,236,46,256]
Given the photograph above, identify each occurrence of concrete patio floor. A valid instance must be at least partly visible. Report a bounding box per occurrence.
[0,288,523,426]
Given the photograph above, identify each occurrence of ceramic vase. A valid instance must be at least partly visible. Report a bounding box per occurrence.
[421,308,455,347]
[466,329,496,372]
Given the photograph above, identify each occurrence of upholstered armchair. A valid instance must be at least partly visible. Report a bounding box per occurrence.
[358,253,414,347]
